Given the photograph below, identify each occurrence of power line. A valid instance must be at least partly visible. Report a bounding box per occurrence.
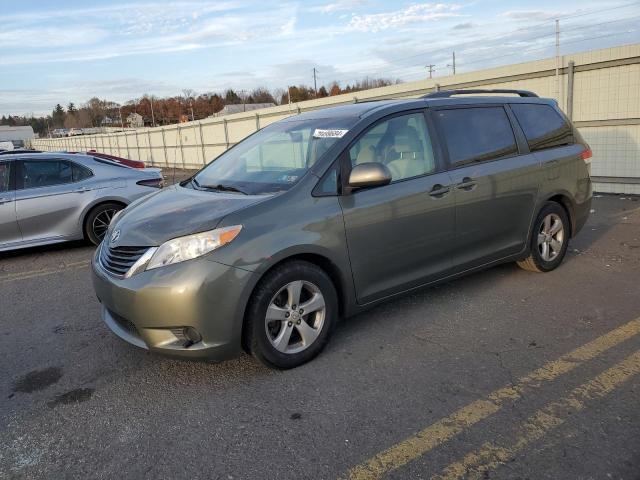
[333,1,640,84]
[398,27,637,82]
[330,13,640,86]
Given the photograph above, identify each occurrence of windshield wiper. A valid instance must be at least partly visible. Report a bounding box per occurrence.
[200,183,248,195]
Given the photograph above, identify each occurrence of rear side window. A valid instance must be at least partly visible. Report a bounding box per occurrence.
[435,107,517,167]
[511,103,573,151]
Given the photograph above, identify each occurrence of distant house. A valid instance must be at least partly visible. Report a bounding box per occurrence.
[126,112,144,128]
[101,116,115,126]
[213,103,276,117]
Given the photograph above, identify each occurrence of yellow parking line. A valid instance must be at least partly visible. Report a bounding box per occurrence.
[0,260,90,284]
[434,349,640,480]
[344,317,640,480]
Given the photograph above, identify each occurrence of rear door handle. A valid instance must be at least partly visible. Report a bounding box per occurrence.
[0,197,11,205]
[456,177,477,191]
[429,184,451,198]
[74,187,91,193]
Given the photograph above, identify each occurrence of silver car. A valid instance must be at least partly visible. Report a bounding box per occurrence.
[0,152,163,251]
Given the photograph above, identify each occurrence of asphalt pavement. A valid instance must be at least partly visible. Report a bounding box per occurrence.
[1,194,639,480]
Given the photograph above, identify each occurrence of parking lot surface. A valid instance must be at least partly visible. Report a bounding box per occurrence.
[1,194,639,480]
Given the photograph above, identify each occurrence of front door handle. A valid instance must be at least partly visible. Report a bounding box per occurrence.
[0,197,10,205]
[74,187,91,193]
[429,184,451,198]
[456,177,477,191]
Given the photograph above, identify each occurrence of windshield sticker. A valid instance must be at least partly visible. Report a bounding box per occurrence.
[282,175,299,183]
[313,129,349,139]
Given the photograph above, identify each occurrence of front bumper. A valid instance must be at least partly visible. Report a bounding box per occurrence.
[92,249,256,361]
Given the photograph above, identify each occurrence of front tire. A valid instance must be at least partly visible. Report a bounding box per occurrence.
[244,261,338,369]
[517,201,570,272]
[85,202,124,245]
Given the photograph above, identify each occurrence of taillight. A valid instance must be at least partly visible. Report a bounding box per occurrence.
[137,178,164,188]
[581,148,592,163]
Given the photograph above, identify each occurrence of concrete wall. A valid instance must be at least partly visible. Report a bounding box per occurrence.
[31,44,640,194]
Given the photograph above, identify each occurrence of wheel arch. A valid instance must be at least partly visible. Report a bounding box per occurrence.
[80,198,128,240]
[239,251,353,351]
[542,191,576,237]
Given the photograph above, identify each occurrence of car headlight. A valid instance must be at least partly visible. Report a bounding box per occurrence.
[146,225,242,271]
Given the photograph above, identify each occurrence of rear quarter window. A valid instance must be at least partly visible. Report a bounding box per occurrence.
[511,103,573,152]
[71,162,93,181]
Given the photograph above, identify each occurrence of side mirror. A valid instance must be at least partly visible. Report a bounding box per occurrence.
[348,162,392,189]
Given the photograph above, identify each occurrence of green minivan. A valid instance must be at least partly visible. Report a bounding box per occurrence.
[92,90,592,368]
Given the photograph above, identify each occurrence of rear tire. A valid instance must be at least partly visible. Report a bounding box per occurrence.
[85,202,124,245]
[517,202,570,273]
[244,261,338,369]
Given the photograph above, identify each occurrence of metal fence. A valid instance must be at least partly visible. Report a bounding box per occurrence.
[31,43,640,194]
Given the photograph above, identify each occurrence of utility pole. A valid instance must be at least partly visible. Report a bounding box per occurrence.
[287,86,293,106]
[312,68,318,96]
[426,64,436,79]
[555,19,560,102]
[446,51,456,75]
[239,89,247,112]
[150,96,155,127]
[189,100,195,121]
[118,105,124,129]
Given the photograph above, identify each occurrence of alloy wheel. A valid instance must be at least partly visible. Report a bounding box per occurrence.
[537,213,564,262]
[93,208,118,241]
[265,280,326,354]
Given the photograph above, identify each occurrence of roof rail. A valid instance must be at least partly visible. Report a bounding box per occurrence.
[422,89,539,98]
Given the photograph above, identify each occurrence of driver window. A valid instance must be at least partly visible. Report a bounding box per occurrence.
[348,112,436,182]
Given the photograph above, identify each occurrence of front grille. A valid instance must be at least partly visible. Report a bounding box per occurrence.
[109,309,140,338]
[100,244,149,276]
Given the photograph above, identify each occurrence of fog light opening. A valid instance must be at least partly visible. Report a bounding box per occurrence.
[170,327,203,348]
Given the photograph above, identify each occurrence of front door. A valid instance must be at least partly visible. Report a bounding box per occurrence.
[15,158,95,243]
[339,111,456,304]
[0,160,21,247]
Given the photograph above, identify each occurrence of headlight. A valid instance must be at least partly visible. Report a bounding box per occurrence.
[146,225,242,271]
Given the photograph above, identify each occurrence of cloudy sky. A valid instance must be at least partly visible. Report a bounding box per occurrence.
[1,0,639,116]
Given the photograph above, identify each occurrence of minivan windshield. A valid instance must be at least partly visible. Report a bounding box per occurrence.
[192,117,356,195]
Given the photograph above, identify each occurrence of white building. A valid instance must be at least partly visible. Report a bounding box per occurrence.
[0,125,35,148]
[126,112,144,128]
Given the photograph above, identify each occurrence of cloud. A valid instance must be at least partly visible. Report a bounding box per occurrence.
[0,26,108,48]
[0,3,299,66]
[348,3,462,32]
[310,0,364,14]
[452,21,475,30]
[500,10,559,21]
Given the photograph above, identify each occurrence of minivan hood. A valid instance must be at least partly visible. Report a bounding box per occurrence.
[111,184,271,246]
